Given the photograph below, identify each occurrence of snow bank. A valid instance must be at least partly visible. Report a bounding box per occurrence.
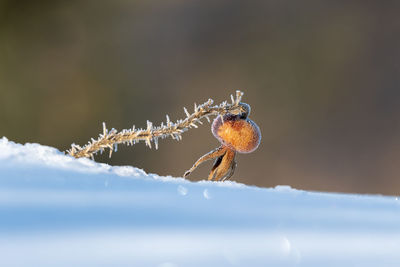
[0,137,399,267]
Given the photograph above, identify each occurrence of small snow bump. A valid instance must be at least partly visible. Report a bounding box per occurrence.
[113,166,136,176]
[274,185,294,192]
[112,166,147,178]
[203,189,211,200]
[177,185,188,196]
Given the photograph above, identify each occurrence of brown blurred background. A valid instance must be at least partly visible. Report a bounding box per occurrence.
[1,1,399,195]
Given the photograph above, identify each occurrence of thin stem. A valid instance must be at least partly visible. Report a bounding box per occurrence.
[66,90,245,159]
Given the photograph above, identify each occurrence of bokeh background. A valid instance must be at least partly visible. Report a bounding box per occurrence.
[1,1,399,195]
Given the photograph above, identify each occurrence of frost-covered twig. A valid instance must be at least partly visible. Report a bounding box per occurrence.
[67,91,246,159]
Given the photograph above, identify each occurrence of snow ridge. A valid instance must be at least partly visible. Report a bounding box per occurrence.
[1,137,399,267]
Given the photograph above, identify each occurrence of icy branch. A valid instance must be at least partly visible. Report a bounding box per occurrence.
[67,91,246,159]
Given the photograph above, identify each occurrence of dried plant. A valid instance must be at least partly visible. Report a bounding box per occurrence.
[67,91,246,159]
[183,101,261,181]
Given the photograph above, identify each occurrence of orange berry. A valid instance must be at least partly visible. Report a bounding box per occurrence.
[212,113,261,153]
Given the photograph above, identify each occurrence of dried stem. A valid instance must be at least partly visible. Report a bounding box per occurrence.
[67,90,245,159]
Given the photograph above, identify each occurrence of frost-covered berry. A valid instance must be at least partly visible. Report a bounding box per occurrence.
[184,102,261,182]
[212,112,261,153]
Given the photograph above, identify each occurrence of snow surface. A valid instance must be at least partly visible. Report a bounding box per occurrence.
[0,137,400,267]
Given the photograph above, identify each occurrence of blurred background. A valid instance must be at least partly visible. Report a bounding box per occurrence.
[1,1,399,195]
